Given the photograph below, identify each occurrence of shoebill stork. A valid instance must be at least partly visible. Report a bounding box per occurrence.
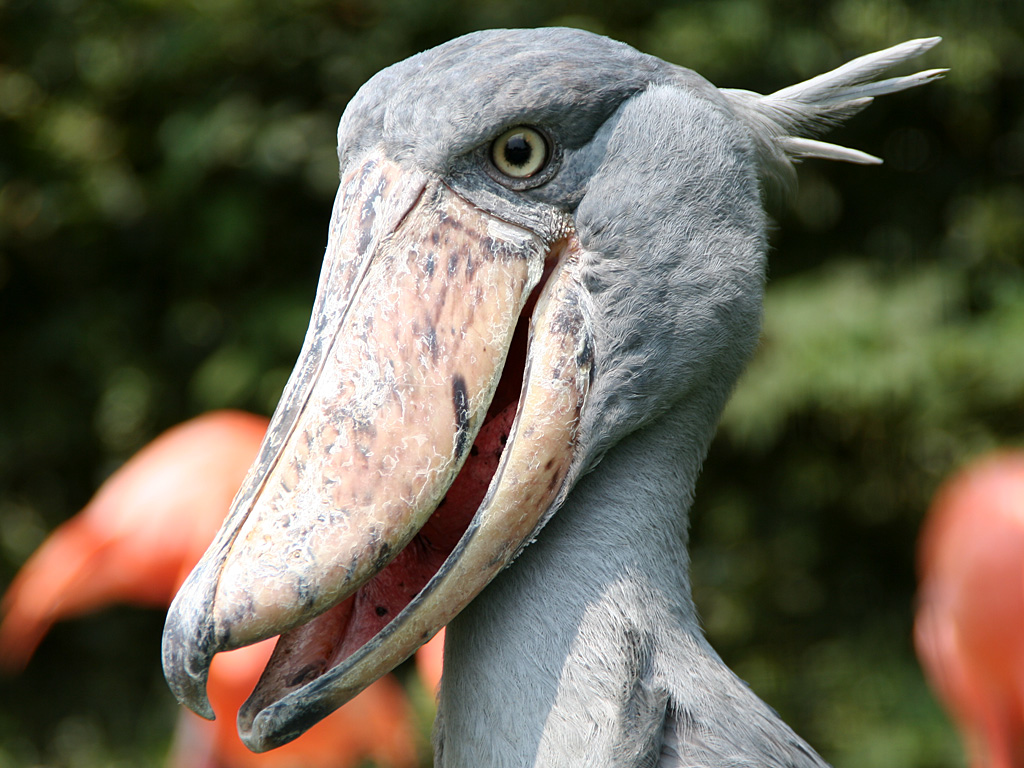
[163,28,943,766]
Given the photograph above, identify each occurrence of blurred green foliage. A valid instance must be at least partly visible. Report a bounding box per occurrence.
[0,0,1018,765]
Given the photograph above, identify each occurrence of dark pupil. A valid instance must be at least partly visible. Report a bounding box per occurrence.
[503,134,533,168]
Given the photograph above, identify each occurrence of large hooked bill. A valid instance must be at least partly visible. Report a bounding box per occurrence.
[161,148,593,751]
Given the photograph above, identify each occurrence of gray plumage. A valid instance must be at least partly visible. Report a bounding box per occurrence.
[161,27,943,768]
[398,29,938,767]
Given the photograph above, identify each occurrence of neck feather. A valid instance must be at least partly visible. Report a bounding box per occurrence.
[433,396,831,768]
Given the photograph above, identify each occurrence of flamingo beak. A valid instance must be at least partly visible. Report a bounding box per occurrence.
[162,148,592,751]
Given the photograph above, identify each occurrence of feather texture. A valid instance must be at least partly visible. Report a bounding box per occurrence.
[722,37,945,196]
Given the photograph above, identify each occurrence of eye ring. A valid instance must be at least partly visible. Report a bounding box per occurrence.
[490,126,550,180]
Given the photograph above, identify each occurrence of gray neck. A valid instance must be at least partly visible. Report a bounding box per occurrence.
[433,398,830,768]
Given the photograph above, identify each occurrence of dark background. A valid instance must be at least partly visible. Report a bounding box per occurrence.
[0,0,1019,765]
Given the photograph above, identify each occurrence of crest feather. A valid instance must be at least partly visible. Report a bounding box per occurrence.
[721,37,945,198]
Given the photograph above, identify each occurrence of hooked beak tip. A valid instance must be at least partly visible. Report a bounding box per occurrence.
[239,696,332,753]
[162,593,216,720]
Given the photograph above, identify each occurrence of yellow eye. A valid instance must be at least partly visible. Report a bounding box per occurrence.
[491,126,549,179]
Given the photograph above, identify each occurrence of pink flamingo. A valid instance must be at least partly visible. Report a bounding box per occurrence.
[1,410,442,768]
[916,451,1024,768]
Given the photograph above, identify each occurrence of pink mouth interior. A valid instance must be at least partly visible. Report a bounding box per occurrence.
[294,304,533,676]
